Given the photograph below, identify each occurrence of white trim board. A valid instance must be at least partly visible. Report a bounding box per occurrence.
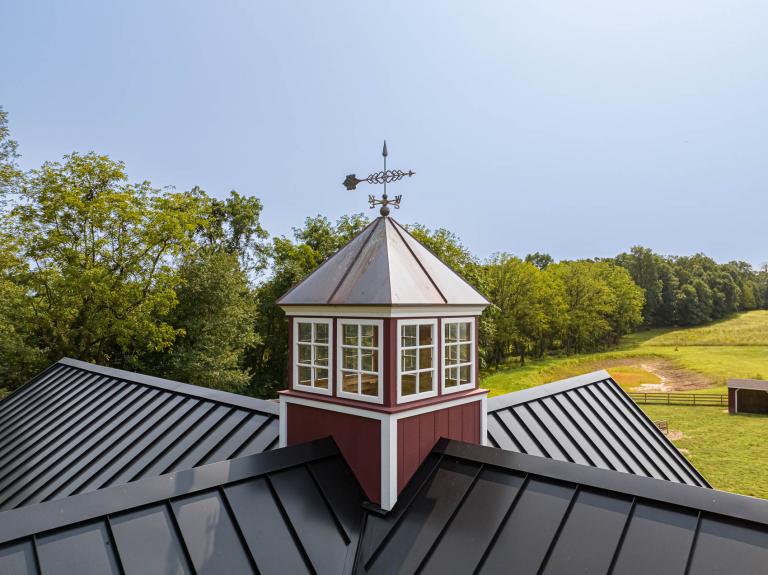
[280,305,486,318]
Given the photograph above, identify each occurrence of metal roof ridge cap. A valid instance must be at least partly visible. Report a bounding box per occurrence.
[487,370,613,411]
[56,357,279,415]
[328,216,385,304]
[0,438,339,543]
[387,217,448,304]
[433,439,768,528]
[389,217,490,306]
[277,217,380,305]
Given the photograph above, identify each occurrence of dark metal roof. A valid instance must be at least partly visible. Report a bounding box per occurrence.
[356,439,768,574]
[0,438,365,575]
[728,378,768,390]
[278,217,489,306]
[487,370,710,488]
[0,358,279,511]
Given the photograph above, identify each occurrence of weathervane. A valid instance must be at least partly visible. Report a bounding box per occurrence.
[342,141,415,216]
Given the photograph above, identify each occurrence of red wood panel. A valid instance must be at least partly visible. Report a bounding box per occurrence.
[728,388,736,414]
[286,404,381,503]
[397,399,482,492]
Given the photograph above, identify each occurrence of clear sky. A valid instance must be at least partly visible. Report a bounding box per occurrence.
[2,1,767,267]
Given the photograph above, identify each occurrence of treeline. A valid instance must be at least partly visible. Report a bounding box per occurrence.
[613,247,767,327]
[1,108,766,396]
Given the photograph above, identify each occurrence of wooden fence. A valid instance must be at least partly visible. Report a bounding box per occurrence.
[628,392,728,407]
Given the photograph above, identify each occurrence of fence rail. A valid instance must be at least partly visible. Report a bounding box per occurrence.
[629,392,728,407]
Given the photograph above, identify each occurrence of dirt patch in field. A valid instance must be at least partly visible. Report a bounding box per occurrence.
[668,430,685,441]
[581,357,716,392]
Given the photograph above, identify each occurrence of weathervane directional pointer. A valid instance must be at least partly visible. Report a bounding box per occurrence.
[342,141,415,216]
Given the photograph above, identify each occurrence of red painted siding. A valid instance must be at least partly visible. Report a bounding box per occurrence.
[286,404,381,503]
[396,399,482,492]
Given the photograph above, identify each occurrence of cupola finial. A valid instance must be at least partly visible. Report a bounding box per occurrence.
[341,141,415,216]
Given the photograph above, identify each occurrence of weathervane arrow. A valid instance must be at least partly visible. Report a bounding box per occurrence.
[342,141,415,216]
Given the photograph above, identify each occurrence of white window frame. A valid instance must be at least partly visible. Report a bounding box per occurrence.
[396,318,438,404]
[337,318,384,404]
[292,317,333,396]
[441,316,476,394]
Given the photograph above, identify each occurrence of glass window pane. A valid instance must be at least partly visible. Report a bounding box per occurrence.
[361,349,376,372]
[401,374,417,396]
[460,343,471,362]
[343,324,358,345]
[361,324,377,347]
[459,322,470,342]
[298,366,312,385]
[314,322,329,344]
[361,373,378,396]
[401,349,417,372]
[342,371,358,393]
[401,324,417,347]
[314,344,328,366]
[419,370,433,393]
[459,365,472,385]
[419,347,433,370]
[446,323,457,343]
[315,368,329,389]
[445,367,458,388]
[343,347,358,370]
[419,324,433,346]
[445,344,458,364]
[298,323,312,342]
[298,344,311,364]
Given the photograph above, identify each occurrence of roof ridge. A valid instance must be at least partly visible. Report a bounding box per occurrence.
[487,370,612,411]
[327,216,385,304]
[387,218,448,304]
[56,357,279,415]
[433,439,768,527]
[0,438,339,544]
[389,217,490,305]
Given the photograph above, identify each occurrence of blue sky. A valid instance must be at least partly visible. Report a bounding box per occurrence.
[2,1,767,266]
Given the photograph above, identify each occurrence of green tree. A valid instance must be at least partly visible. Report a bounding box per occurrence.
[153,250,258,392]
[10,152,207,368]
[0,106,21,202]
[482,254,564,366]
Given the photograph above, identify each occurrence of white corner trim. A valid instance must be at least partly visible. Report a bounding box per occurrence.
[480,395,488,446]
[279,397,288,448]
[380,416,398,511]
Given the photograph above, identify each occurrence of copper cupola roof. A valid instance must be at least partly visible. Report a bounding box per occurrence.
[278,217,489,306]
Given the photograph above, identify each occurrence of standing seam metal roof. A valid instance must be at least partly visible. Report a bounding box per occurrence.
[356,439,768,574]
[277,216,489,306]
[486,370,710,488]
[0,358,279,511]
[0,438,364,575]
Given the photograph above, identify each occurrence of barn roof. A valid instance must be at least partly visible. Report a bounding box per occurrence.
[487,370,710,488]
[277,216,489,307]
[0,438,365,575]
[728,378,768,391]
[0,358,279,511]
[2,436,766,575]
[356,439,768,574]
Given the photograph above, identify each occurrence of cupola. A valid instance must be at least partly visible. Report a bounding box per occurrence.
[277,147,489,510]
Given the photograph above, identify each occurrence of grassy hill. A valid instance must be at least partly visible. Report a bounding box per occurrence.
[483,310,768,396]
[481,310,768,498]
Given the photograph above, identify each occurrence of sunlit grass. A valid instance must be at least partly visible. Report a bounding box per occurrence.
[480,311,768,499]
[640,404,768,499]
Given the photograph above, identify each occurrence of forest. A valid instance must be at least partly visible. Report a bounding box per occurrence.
[2,107,767,397]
